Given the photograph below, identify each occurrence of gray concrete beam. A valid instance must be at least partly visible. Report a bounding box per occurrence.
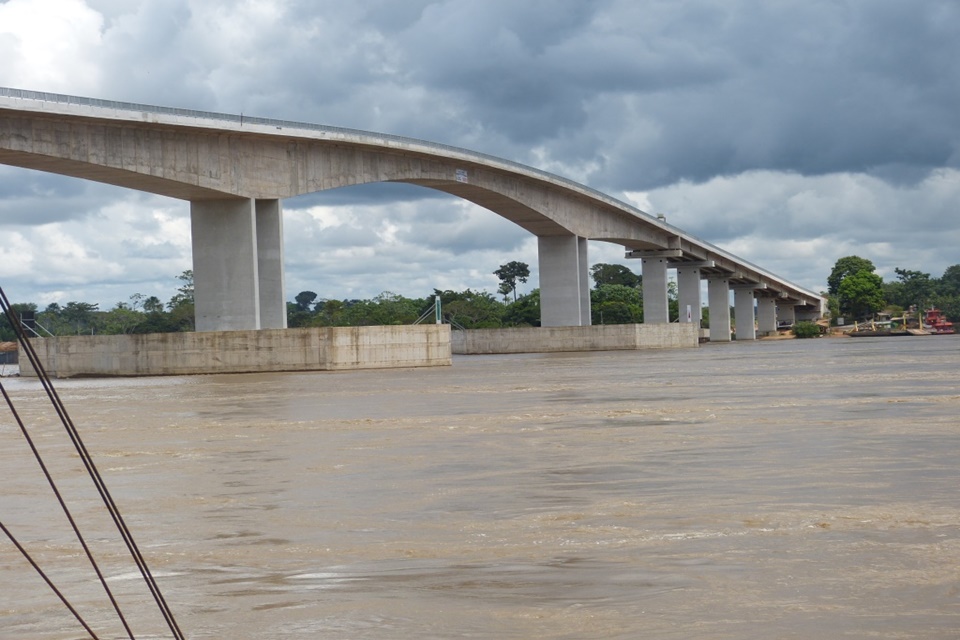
[676,264,703,327]
[539,235,590,327]
[191,198,261,331]
[734,288,757,340]
[255,199,287,329]
[578,236,591,326]
[708,277,732,342]
[626,249,684,259]
[757,297,778,336]
[641,257,670,324]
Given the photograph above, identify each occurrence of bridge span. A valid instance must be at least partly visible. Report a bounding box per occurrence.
[0,87,823,341]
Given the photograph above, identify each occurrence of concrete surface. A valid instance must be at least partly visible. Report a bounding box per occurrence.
[451,323,699,354]
[20,325,451,378]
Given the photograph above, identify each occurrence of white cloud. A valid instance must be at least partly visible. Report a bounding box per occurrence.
[0,0,104,93]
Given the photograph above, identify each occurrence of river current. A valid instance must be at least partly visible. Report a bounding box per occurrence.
[1,337,959,639]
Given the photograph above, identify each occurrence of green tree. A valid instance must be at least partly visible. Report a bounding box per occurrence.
[340,292,423,325]
[0,302,38,341]
[287,291,320,327]
[828,256,876,296]
[62,301,100,334]
[891,268,933,311]
[494,261,530,302]
[591,284,643,324]
[937,264,960,297]
[168,269,194,309]
[497,282,513,303]
[143,296,165,313]
[792,321,822,338]
[837,270,885,320]
[434,289,504,328]
[314,299,345,326]
[102,303,143,334]
[825,293,841,325]
[590,263,640,289]
[502,290,540,327]
[667,280,679,322]
[294,291,318,312]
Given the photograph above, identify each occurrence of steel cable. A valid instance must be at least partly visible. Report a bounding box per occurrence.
[0,519,102,639]
[1,287,185,640]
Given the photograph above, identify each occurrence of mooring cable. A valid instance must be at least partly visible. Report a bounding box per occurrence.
[0,343,136,639]
[0,519,102,640]
[1,288,185,640]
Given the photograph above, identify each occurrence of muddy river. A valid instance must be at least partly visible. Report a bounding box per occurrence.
[1,337,959,639]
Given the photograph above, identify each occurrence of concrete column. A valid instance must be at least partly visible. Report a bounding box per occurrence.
[778,303,796,327]
[191,198,260,332]
[733,288,757,340]
[796,307,820,323]
[256,199,287,329]
[757,297,777,336]
[676,265,702,327]
[539,235,589,327]
[641,257,670,324]
[707,277,731,342]
[578,237,591,326]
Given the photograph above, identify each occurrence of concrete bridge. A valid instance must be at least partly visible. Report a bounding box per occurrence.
[0,87,823,342]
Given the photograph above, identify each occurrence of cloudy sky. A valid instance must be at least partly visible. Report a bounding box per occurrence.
[1,0,958,310]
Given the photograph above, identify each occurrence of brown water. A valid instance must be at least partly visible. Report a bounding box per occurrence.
[2,337,959,639]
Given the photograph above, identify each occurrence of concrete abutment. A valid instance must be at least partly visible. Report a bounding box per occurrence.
[19,324,701,378]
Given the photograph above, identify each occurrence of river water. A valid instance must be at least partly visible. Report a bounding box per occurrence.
[1,337,959,639]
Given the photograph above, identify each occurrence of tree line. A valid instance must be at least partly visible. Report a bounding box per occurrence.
[827,256,960,323]
[1,262,667,341]
[12,254,945,341]
[0,271,196,341]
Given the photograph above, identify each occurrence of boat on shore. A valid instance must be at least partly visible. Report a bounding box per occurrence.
[923,308,955,334]
[847,318,915,337]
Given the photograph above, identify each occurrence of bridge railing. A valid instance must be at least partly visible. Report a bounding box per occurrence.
[0,86,821,302]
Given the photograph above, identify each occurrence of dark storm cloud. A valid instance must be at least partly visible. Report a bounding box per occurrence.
[589,1,960,191]
[0,168,127,225]
[3,0,960,306]
[83,0,960,191]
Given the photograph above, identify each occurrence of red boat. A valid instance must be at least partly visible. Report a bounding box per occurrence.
[923,308,955,334]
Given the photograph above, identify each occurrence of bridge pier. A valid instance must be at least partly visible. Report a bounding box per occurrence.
[641,257,670,324]
[538,235,590,327]
[707,276,732,342]
[255,199,287,330]
[190,198,287,332]
[676,263,706,328]
[733,287,757,340]
[757,296,778,336]
[778,302,797,327]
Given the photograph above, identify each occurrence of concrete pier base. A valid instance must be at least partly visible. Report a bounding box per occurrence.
[21,326,451,378]
[452,323,698,354]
